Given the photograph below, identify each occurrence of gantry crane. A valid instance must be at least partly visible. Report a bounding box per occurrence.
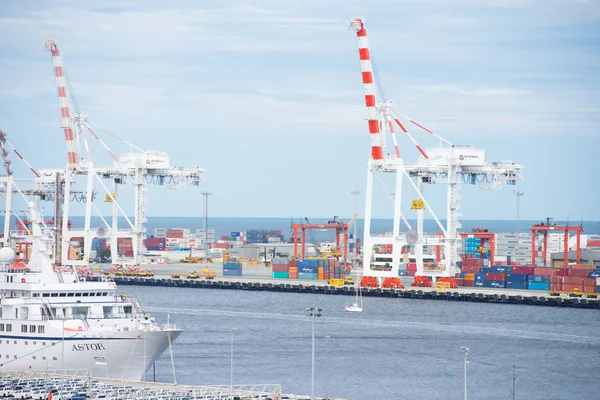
[0,130,85,261]
[348,17,523,281]
[42,40,205,268]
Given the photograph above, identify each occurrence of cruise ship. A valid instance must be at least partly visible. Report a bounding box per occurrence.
[0,203,181,381]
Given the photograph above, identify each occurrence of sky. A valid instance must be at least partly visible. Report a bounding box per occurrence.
[0,0,599,222]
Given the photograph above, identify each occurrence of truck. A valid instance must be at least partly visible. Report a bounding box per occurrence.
[200,268,217,279]
[327,277,355,287]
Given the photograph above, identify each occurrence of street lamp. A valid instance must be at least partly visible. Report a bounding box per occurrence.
[460,346,469,400]
[325,335,332,400]
[228,327,237,391]
[306,308,322,400]
[201,191,212,250]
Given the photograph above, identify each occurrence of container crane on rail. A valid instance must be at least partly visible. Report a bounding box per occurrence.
[348,17,524,281]
[0,130,85,260]
[39,40,205,268]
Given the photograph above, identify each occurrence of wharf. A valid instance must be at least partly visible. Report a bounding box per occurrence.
[88,273,600,310]
[0,370,291,400]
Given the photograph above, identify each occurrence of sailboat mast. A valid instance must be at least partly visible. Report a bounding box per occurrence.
[511,359,517,400]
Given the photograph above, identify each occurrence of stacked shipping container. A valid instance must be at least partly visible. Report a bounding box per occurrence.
[271,258,345,281]
[459,264,600,293]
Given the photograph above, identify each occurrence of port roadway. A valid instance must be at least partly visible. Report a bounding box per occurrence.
[90,263,600,310]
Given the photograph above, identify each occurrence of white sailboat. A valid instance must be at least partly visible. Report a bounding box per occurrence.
[345,273,363,312]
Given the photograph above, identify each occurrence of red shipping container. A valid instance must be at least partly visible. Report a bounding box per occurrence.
[288,260,298,267]
[562,284,583,292]
[583,286,596,294]
[563,276,583,285]
[272,264,288,272]
[461,265,481,274]
[550,276,564,284]
[462,280,475,287]
[587,240,600,247]
[408,270,416,276]
[568,268,591,278]
[167,229,184,238]
[534,267,555,276]
[485,272,506,281]
[550,283,562,291]
[583,278,596,287]
[407,263,417,271]
[213,243,230,249]
[512,266,535,275]
[555,268,569,276]
[570,264,595,269]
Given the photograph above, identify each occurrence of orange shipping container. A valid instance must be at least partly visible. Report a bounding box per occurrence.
[318,273,324,280]
[464,273,475,281]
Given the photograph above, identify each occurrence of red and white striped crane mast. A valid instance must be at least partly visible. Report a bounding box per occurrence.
[349,17,408,280]
[44,40,82,169]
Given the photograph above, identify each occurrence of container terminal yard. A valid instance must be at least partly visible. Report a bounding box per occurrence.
[0,13,598,400]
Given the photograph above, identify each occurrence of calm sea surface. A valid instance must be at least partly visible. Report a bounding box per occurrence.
[123,285,600,400]
[43,217,600,240]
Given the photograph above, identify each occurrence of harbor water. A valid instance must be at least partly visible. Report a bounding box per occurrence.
[124,285,600,400]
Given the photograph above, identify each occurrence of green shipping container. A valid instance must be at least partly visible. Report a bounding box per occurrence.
[272,271,289,279]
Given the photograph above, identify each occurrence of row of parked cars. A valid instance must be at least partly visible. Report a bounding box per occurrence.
[0,376,293,400]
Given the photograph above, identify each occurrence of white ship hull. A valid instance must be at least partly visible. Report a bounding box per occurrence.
[0,327,181,381]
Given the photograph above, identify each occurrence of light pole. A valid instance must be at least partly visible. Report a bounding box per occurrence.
[325,335,332,400]
[201,191,212,250]
[460,346,469,400]
[306,308,322,400]
[228,327,237,391]
[513,191,523,263]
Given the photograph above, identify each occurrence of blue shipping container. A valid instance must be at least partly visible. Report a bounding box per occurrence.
[474,281,484,287]
[298,272,317,280]
[299,266,317,273]
[398,270,408,276]
[506,281,528,290]
[231,232,241,237]
[298,260,312,268]
[474,274,486,281]
[491,266,513,273]
[483,280,506,288]
[529,275,550,283]
[224,262,242,270]
[506,273,528,282]
[589,270,600,278]
[223,269,242,277]
[528,282,549,291]
[272,271,289,279]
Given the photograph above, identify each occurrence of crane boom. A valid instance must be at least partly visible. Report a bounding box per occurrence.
[44,40,81,168]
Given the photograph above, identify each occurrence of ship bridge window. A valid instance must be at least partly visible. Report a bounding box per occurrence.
[50,293,58,297]
[5,324,11,332]
[96,292,102,296]
[89,292,95,297]
[42,293,50,297]
[67,293,74,297]
[74,292,81,297]
[38,326,45,334]
[82,292,89,297]
[29,325,36,333]
[0,324,4,331]
[102,292,108,296]
[59,293,66,297]
[21,325,27,333]
[32,293,40,297]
